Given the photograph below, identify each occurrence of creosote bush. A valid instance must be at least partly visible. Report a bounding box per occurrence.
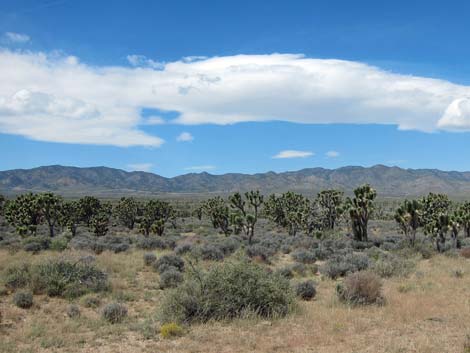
[102,302,128,324]
[294,280,317,300]
[336,271,384,305]
[13,291,33,309]
[158,260,294,324]
[160,322,184,339]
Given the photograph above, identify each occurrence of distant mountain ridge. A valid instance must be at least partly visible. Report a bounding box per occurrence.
[1,164,470,197]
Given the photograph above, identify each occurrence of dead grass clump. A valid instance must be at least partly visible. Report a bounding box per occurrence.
[336,271,384,305]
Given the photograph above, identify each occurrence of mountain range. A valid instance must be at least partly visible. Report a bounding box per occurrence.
[1,165,470,198]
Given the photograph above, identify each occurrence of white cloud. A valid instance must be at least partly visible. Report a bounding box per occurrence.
[2,50,470,147]
[127,163,153,172]
[184,165,215,171]
[176,132,194,142]
[326,151,340,158]
[143,116,165,125]
[126,54,164,70]
[4,32,30,43]
[273,150,314,159]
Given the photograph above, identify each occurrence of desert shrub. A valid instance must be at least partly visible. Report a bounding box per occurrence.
[291,250,316,264]
[13,291,33,308]
[280,245,291,254]
[143,253,157,266]
[351,241,375,250]
[371,255,415,278]
[35,260,109,298]
[50,237,69,251]
[160,322,184,339]
[216,237,241,255]
[290,262,307,276]
[81,295,101,308]
[194,244,224,261]
[67,304,81,318]
[102,302,128,324]
[321,253,370,279]
[311,247,333,261]
[246,245,276,262]
[160,268,184,289]
[70,235,131,253]
[460,248,470,259]
[275,266,294,279]
[153,254,185,274]
[175,243,193,255]
[136,236,170,250]
[294,280,317,300]
[158,260,294,324]
[22,236,51,252]
[336,271,384,305]
[4,264,31,290]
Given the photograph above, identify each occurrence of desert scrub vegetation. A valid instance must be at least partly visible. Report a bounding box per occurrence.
[158,260,295,324]
[102,302,128,323]
[336,271,385,305]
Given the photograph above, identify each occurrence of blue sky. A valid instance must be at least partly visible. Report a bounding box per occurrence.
[1,0,470,176]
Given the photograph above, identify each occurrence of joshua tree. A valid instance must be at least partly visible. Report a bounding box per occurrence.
[394,199,422,246]
[4,193,43,236]
[198,196,232,236]
[265,191,310,237]
[455,201,470,238]
[346,184,377,242]
[78,196,102,227]
[37,193,63,237]
[139,199,176,236]
[59,201,81,237]
[316,189,344,230]
[229,191,263,244]
[90,210,111,237]
[421,193,452,251]
[114,197,140,230]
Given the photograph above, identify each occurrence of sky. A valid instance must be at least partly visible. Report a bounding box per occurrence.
[1,0,470,176]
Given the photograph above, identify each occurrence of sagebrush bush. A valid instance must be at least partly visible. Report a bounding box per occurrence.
[50,237,69,251]
[291,250,316,264]
[320,253,370,279]
[294,280,317,300]
[4,264,31,290]
[13,291,33,308]
[175,243,193,255]
[245,245,276,262]
[153,254,185,274]
[336,271,384,305]
[195,244,224,261]
[158,260,294,324]
[81,295,101,308]
[67,304,81,318]
[160,322,184,339]
[159,268,184,289]
[102,302,128,323]
[143,253,157,266]
[371,255,415,278]
[275,266,294,279]
[22,236,51,253]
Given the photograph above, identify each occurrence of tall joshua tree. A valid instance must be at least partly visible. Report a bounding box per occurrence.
[346,184,377,242]
[316,189,344,231]
[394,199,421,246]
[229,190,264,244]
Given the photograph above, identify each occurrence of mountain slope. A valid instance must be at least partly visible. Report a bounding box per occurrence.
[1,165,470,197]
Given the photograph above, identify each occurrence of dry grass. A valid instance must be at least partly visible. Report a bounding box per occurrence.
[1,249,469,353]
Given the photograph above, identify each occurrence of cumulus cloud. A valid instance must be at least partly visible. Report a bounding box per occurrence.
[273,150,314,159]
[176,132,194,142]
[3,32,30,43]
[184,165,215,171]
[126,54,164,69]
[326,151,340,158]
[2,50,470,147]
[127,163,153,172]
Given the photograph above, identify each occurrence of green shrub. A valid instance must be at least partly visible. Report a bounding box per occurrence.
[4,264,31,290]
[102,302,128,324]
[371,255,415,278]
[195,244,224,261]
[153,254,185,274]
[159,268,184,289]
[336,271,384,305]
[291,250,316,264]
[160,322,184,339]
[81,295,101,308]
[22,236,51,253]
[13,291,33,308]
[294,280,317,300]
[320,253,370,279]
[50,237,69,251]
[158,260,294,324]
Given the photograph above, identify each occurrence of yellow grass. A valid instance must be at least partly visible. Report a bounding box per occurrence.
[1,249,469,353]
